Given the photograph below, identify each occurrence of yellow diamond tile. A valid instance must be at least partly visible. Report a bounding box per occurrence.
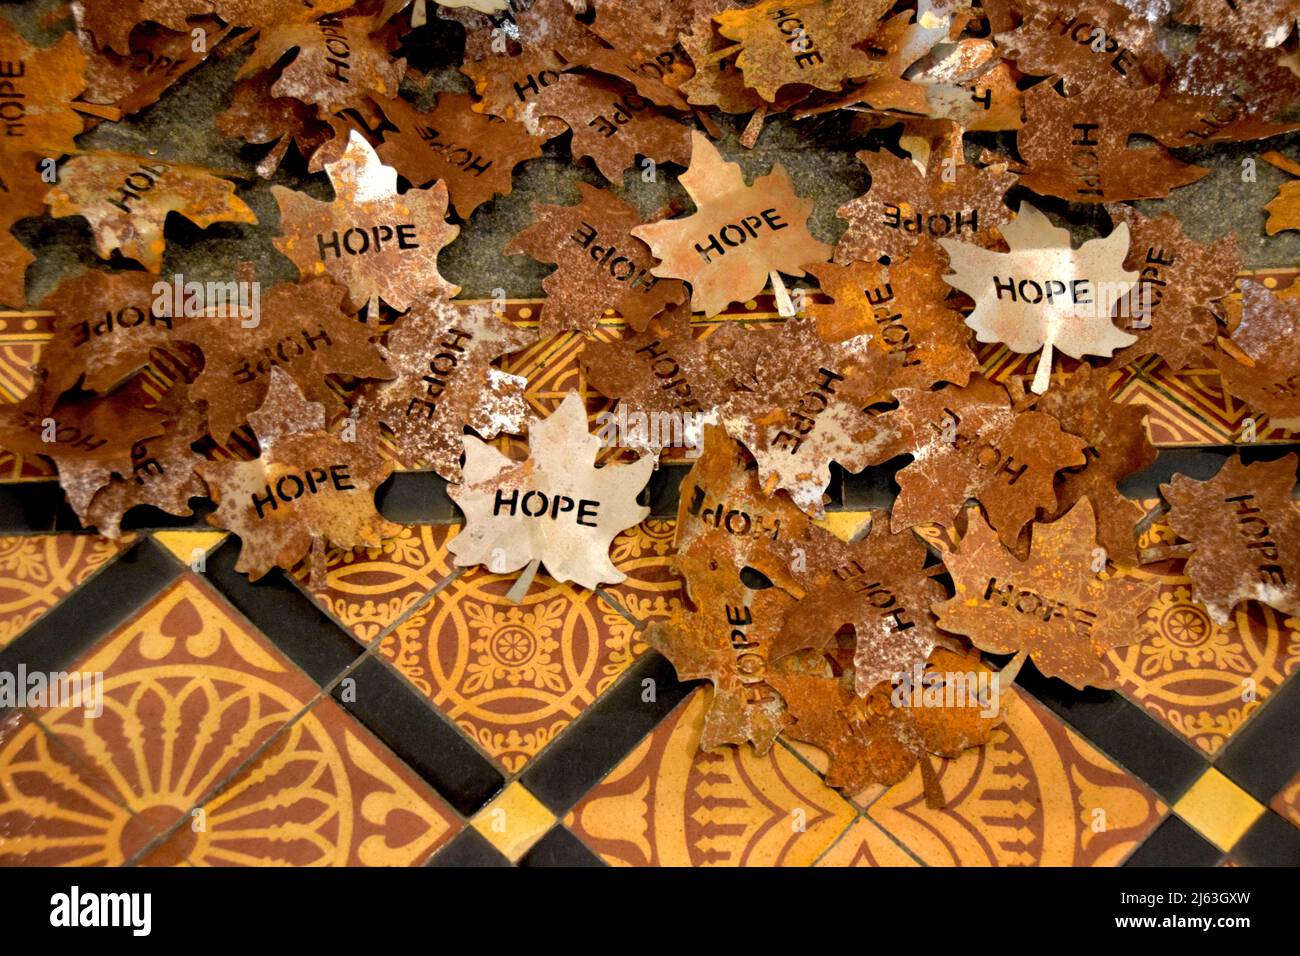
[1173,769,1265,852]
[152,530,228,565]
[470,782,556,862]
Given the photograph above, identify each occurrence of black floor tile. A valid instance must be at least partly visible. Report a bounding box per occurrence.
[1016,660,1208,802]
[1215,674,1300,803]
[1124,816,1223,867]
[0,537,180,707]
[1229,811,1300,867]
[426,827,511,867]
[520,650,697,815]
[517,825,605,867]
[203,536,361,686]
[332,655,504,816]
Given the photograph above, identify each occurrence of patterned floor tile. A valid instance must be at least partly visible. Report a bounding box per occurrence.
[866,690,1168,866]
[815,817,920,867]
[1104,520,1300,755]
[0,534,128,649]
[600,517,684,628]
[382,558,645,773]
[1173,768,1266,852]
[0,574,324,858]
[1270,770,1300,829]
[290,524,458,641]
[564,689,857,866]
[137,693,461,867]
[0,710,140,866]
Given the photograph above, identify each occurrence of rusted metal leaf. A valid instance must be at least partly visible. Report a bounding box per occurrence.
[713,0,893,103]
[863,376,1089,549]
[835,136,1017,266]
[1011,80,1210,203]
[198,366,401,581]
[934,497,1160,688]
[1104,205,1240,370]
[373,91,546,219]
[1161,453,1300,625]
[505,182,688,334]
[273,130,460,312]
[1212,281,1300,432]
[353,294,536,478]
[632,131,831,315]
[646,530,793,752]
[447,390,654,589]
[36,268,199,397]
[808,240,979,389]
[183,276,391,442]
[772,512,951,697]
[719,316,898,517]
[938,201,1138,393]
[45,151,257,273]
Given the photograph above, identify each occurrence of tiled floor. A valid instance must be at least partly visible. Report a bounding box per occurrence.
[1,293,1299,867]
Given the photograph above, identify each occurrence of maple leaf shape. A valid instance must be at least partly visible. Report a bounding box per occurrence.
[273,131,460,313]
[1262,152,1300,236]
[863,377,1089,549]
[679,2,770,117]
[0,20,88,154]
[1104,205,1239,370]
[78,15,233,120]
[504,182,688,335]
[674,425,835,595]
[899,39,1024,133]
[45,152,257,273]
[581,305,741,457]
[447,391,654,589]
[933,498,1159,689]
[646,532,792,752]
[184,276,391,442]
[773,513,950,697]
[353,294,536,478]
[938,202,1138,394]
[76,0,355,54]
[1143,33,1300,149]
[0,384,167,520]
[1175,0,1299,48]
[767,647,1002,792]
[36,269,199,397]
[988,0,1166,90]
[587,0,704,96]
[372,92,545,219]
[834,144,1017,266]
[198,367,400,581]
[217,72,340,179]
[237,13,406,113]
[714,0,892,103]
[459,49,572,140]
[1011,81,1210,203]
[1021,364,1155,565]
[84,393,209,538]
[526,71,692,183]
[720,317,898,517]
[1212,281,1300,432]
[632,132,831,316]
[1162,454,1300,625]
[807,240,978,390]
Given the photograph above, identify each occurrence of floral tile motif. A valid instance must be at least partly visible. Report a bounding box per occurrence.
[381,560,647,773]
[866,690,1168,866]
[143,695,461,866]
[1271,769,1300,830]
[0,710,139,866]
[0,574,322,864]
[291,524,458,642]
[1103,515,1300,755]
[0,534,128,649]
[565,689,857,866]
[600,517,684,628]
